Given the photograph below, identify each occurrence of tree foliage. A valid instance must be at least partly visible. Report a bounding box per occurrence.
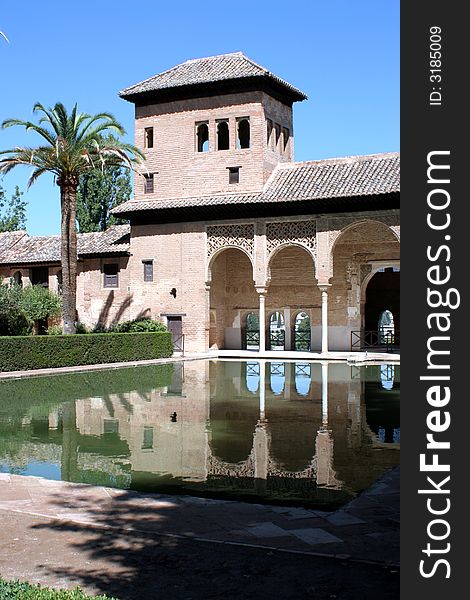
[0,184,26,232]
[0,102,144,333]
[0,283,62,336]
[76,156,130,232]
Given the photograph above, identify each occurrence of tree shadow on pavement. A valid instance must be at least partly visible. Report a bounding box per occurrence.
[29,484,399,600]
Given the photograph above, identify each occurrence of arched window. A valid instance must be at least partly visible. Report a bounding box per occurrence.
[237,118,250,149]
[269,312,285,350]
[379,309,395,344]
[217,121,229,150]
[294,362,311,395]
[270,362,285,395]
[294,312,311,351]
[274,123,281,150]
[245,361,260,393]
[12,271,22,287]
[266,119,273,148]
[196,122,209,152]
[245,312,259,350]
[380,364,395,390]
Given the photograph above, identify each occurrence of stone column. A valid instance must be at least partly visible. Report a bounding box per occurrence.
[256,287,267,353]
[205,282,211,350]
[259,361,266,419]
[321,362,329,426]
[283,307,291,351]
[318,284,331,353]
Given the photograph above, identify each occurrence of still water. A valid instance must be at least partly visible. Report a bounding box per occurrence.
[0,360,399,507]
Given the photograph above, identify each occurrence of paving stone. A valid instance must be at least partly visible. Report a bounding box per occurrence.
[289,528,344,545]
[326,512,366,526]
[245,522,291,538]
[285,508,318,520]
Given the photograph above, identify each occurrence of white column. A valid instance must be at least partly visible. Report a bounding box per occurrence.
[283,307,291,351]
[259,361,266,419]
[321,362,329,426]
[258,292,266,353]
[319,284,331,353]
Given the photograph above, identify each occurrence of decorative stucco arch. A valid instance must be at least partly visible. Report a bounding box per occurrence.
[206,244,255,284]
[328,217,400,281]
[266,241,316,284]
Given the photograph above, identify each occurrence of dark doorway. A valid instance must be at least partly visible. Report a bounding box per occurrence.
[31,266,49,287]
[365,269,400,347]
[167,316,183,352]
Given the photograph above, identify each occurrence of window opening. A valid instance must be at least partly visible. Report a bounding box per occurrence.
[237,118,250,149]
[143,260,153,282]
[144,127,154,149]
[228,166,240,184]
[217,120,229,150]
[196,122,209,152]
[103,264,119,288]
[144,173,154,194]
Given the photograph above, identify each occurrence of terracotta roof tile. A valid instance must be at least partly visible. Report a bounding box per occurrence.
[112,152,399,216]
[120,52,307,101]
[0,225,130,265]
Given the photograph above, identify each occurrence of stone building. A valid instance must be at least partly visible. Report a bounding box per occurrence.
[0,52,400,353]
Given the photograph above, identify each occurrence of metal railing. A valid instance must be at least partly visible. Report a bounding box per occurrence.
[270,330,285,350]
[245,330,260,349]
[351,329,400,352]
[294,331,311,351]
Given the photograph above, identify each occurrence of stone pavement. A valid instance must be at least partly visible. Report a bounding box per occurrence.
[0,467,399,569]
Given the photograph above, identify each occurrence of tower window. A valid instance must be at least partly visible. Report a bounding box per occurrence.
[237,118,250,149]
[274,123,281,150]
[282,127,290,153]
[217,120,229,150]
[266,119,273,149]
[144,173,154,194]
[143,259,154,282]
[196,122,209,152]
[144,127,154,149]
[228,166,240,184]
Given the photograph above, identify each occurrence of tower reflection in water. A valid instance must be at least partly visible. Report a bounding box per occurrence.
[0,360,399,507]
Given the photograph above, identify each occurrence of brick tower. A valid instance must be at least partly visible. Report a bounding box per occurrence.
[119,52,307,201]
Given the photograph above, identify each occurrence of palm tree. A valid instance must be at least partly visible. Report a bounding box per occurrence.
[0,102,144,333]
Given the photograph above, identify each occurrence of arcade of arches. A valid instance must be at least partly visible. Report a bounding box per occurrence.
[207,214,400,352]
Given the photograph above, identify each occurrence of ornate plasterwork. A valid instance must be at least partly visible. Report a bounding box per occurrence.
[206,224,255,259]
[327,214,400,254]
[266,220,316,257]
[359,263,373,286]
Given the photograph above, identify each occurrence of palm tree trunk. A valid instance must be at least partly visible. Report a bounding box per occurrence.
[60,184,78,334]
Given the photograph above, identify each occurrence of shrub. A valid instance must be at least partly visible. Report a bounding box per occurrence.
[19,284,62,322]
[0,284,32,336]
[110,318,168,333]
[0,283,62,336]
[46,324,63,335]
[0,331,173,372]
[75,322,89,334]
[0,578,118,599]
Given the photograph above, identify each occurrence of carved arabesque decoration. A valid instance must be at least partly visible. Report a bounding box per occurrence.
[266,220,316,257]
[359,263,373,286]
[206,224,255,259]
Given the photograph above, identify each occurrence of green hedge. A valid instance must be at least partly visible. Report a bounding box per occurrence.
[0,578,118,599]
[0,331,173,372]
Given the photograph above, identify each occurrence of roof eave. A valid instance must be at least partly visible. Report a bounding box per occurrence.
[114,192,400,223]
[119,76,307,106]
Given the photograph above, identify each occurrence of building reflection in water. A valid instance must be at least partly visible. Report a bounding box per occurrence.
[0,360,400,505]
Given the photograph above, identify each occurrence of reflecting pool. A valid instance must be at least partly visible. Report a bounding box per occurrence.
[0,360,399,507]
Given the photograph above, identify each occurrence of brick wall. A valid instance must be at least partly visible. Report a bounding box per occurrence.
[134,91,293,200]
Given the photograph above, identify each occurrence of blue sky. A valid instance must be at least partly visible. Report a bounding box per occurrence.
[0,0,399,236]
